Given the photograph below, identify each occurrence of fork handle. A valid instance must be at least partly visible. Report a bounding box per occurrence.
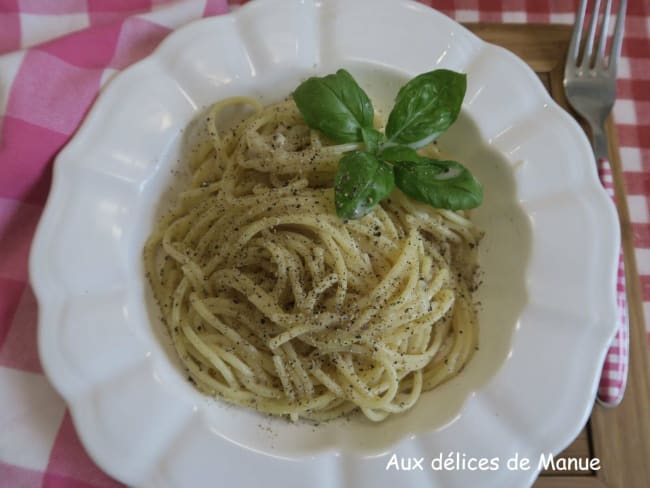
[596,158,629,407]
[591,124,609,161]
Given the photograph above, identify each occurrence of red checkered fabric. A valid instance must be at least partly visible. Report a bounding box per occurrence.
[0,0,647,486]
[597,160,630,406]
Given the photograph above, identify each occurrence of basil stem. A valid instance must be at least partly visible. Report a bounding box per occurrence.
[361,127,383,153]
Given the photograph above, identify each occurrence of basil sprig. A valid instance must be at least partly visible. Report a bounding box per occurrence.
[293,69,482,219]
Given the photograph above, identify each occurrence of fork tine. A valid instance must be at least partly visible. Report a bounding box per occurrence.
[568,0,588,64]
[608,0,627,74]
[581,0,602,67]
[596,0,612,66]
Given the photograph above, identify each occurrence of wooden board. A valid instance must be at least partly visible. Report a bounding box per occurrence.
[463,23,650,488]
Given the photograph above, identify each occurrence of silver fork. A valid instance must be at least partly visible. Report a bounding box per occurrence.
[563,0,629,407]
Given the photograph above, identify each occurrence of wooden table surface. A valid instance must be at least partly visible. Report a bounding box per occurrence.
[463,23,650,488]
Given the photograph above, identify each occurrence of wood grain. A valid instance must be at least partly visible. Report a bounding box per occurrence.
[589,118,650,488]
[535,479,607,488]
[543,428,592,476]
[463,23,650,488]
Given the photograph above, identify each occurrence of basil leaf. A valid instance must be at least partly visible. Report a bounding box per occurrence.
[394,158,482,210]
[385,69,466,148]
[361,127,383,153]
[378,145,426,164]
[293,69,374,143]
[334,151,394,219]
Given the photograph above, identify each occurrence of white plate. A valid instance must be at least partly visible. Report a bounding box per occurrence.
[30,0,620,486]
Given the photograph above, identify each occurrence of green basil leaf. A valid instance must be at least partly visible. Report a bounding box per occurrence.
[334,151,395,219]
[361,127,383,153]
[385,69,466,148]
[293,69,374,143]
[394,158,482,210]
[378,145,426,164]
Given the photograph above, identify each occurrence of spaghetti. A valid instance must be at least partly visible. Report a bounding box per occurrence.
[144,96,481,422]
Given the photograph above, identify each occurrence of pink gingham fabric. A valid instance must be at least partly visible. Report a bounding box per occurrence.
[597,159,629,406]
[0,0,648,486]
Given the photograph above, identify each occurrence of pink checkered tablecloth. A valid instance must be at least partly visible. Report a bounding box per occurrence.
[0,0,648,486]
